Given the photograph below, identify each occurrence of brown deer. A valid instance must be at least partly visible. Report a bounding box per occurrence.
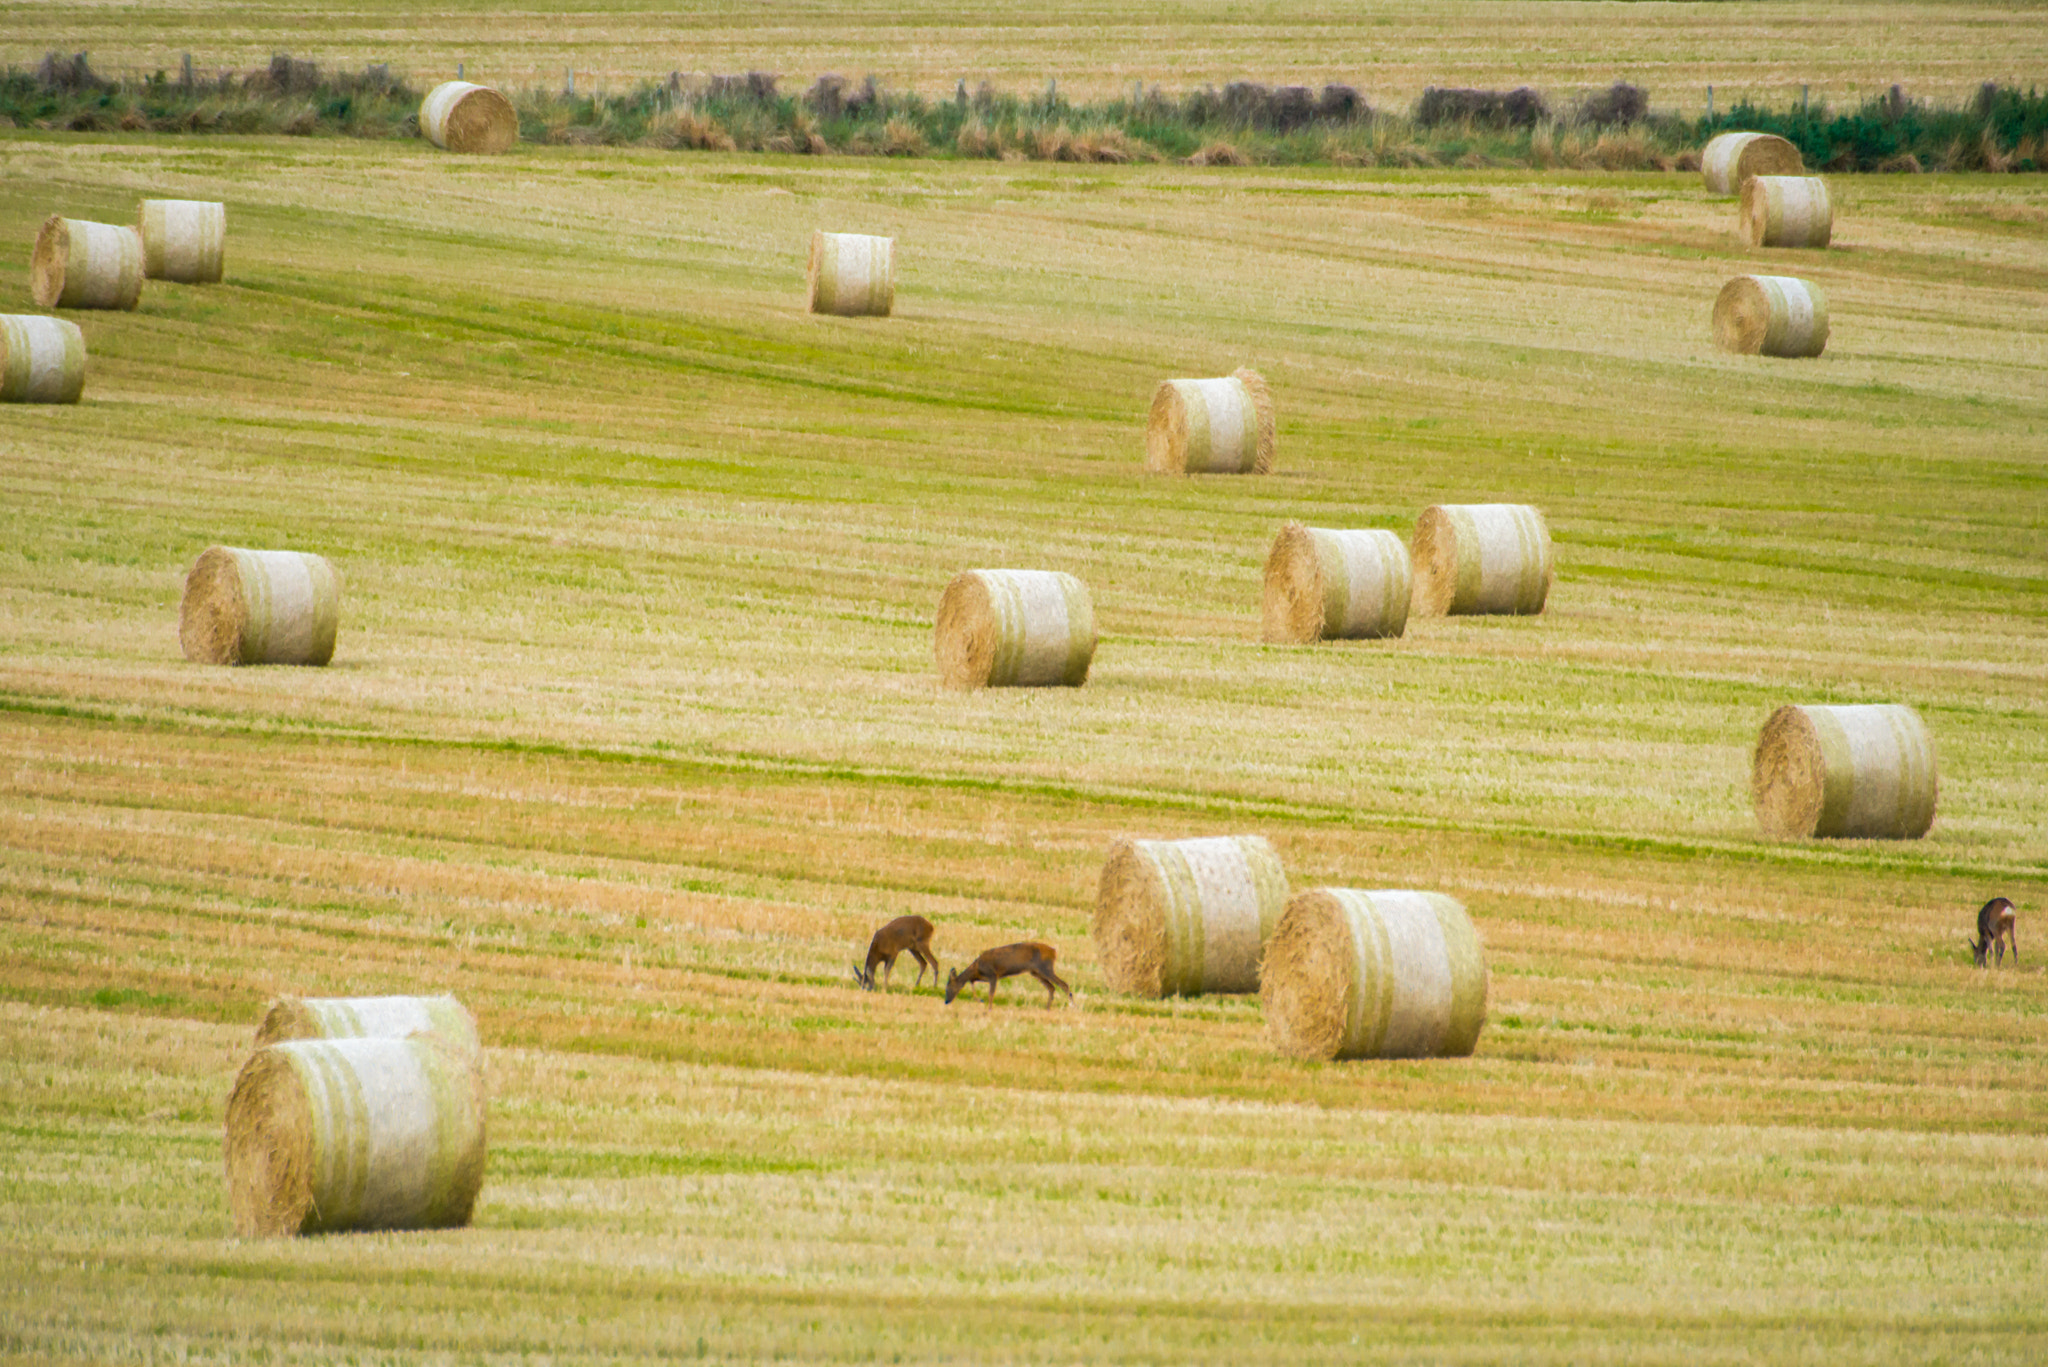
[1972,897,2018,968]
[854,915,939,992]
[944,941,1073,1007]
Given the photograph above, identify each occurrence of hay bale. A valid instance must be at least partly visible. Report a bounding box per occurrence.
[0,314,86,403]
[30,216,143,311]
[1145,368,1275,474]
[179,546,342,666]
[137,199,226,283]
[1751,704,1937,839]
[1094,835,1290,997]
[1701,132,1804,195]
[1262,523,1411,643]
[1713,275,1828,357]
[1409,504,1552,618]
[254,994,481,1062]
[420,80,519,153]
[1740,175,1832,248]
[934,569,1094,688]
[807,231,896,316]
[223,1036,487,1238]
[1262,888,1488,1060]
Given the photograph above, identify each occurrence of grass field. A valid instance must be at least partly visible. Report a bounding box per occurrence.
[13,0,2048,112]
[3,105,2046,1363]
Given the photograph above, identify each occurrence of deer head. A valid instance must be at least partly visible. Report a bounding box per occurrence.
[852,964,875,991]
[1972,935,1990,968]
[944,968,963,1004]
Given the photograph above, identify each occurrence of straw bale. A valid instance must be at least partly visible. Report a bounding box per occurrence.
[30,216,143,311]
[180,546,342,666]
[1740,176,1832,248]
[1713,275,1828,358]
[807,231,896,316]
[934,568,1094,688]
[138,199,226,283]
[1145,368,1275,474]
[1409,503,1552,617]
[1701,132,1804,195]
[420,80,519,153]
[1262,523,1411,643]
[223,1036,487,1238]
[1262,888,1488,1061]
[0,314,86,404]
[1751,703,1937,839]
[255,994,480,1063]
[1093,834,1290,997]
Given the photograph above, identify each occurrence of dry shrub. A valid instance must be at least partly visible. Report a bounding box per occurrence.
[1416,86,1548,129]
[882,117,927,156]
[1410,504,1551,617]
[1576,81,1649,127]
[1581,129,1651,170]
[1146,368,1275,475]
[0,315,87,404]
[646,108,737,151]
[1876,152,1924,174]
[956,118,995,157]
[180,547,342,666]
[224,1036,487,1237]
[36,51,106,91]
[934,569,1094,689]
[1752,704,1937,839]
[1094,835,1290,997]
[1712,276,1828,357]
[1261,888,1489,1061]
[1187,142,1249,167]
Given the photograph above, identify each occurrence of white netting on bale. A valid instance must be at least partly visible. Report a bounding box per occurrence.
[1093,835,1290,996]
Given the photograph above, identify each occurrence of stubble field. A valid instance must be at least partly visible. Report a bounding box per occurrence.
[2,31,2047,1363]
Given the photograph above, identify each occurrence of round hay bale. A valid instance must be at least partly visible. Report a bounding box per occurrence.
[1262,523,1412,643]
[1093,834,1290,997]
[807,230,896,316]
[934,569,1095,688]
[1262,888,1488,1061]
[254,994,481,1063]
[1751,703,1937,840]
[179,546,342,667]
[1712,275,1829,358]
[30,216,144,311]
[0,314,87,404]
[1145,368,1276,474]
[1701,132,1804,196]
[137,199,226,283]
[420,80,519,153]
[224,1036,487,1238]
[1740,175,1832,249]
[1409,503,1552,618]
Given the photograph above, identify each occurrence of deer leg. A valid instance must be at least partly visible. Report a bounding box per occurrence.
[987,978,1000,1005]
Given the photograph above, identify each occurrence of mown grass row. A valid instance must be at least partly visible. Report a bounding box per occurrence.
[8,52,2048,170]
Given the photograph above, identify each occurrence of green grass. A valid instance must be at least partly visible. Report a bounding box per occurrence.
[0,128,2045,1363]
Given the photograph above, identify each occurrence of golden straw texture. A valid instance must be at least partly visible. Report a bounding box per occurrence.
[1713,275,1830,357]
[30,216,144,311]
[179,546,342,667]
[137,199,226,283]
[223,1036,487,1238]
[1740,176,1833,249]
[1262,888,1488,1061]
[254,994,482,1063]
[807,231,897,316]
[1093,834,1290,997]
[933,568,1094,689]
[1144,367,1276,474]
[0,314,86,403]
[420,81,519,153]
[1751,704,1938,840]
[1700,132,1804,195]
[1409,504,1552,617]
[1262,523,1412,643]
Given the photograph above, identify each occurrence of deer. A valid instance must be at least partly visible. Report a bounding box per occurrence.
[853,915,939,992]
[1972,897,2018,968]
[944,941,1073,1008]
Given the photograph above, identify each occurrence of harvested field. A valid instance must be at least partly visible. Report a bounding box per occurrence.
[0,129,2044,1362]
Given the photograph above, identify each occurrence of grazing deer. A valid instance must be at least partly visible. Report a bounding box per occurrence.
[1972,897,2018,968]
[854,915,939,992]
[944,941,1073,1007]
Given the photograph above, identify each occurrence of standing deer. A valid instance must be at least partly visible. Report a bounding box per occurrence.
[1972,897,2018,968]
[944,941,1073,1007]
[854,915,939,992]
